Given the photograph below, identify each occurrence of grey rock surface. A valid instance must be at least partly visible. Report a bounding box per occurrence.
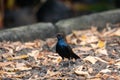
[0,9,120,42]
[0,23,56,42]
[56,9,120,34]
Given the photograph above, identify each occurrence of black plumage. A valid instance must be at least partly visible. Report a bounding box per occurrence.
[56,33,80,59]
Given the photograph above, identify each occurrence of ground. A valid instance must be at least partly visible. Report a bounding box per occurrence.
[0,24,120,79]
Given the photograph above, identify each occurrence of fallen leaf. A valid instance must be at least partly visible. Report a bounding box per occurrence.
[28,50,40,60]
[87,78,101,80]
[46,38,56,48]
[115,61,120,66]
[74,66,91,78]
[4,67,31,71]
[46,70,60,77]
[95,48,108,56]
[97,40,106,48]
[0,62,13,67]
[52,57,62,64]
[100,69,111,73]
[94,57,108,63]
[90,43,97,49]
[83,56,98,64]
[75,70,90,78]
[7,55,29,60]
[73,46,92,52]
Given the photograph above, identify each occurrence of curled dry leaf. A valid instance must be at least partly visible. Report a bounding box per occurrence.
[0,62,13,67]
[100,69,111,73]
[94,57,108,63]
[114,61,120,66]
[4,67,32,71]
[111,28,120,36]
[28,50,41,61]
[83,56,98,64]
[52,57,62,64]
[70,38,78,45]
[75,70,90,78]
[75,66,90,78]
[103,28,120,37]
[46,70,60,77]
[7,55,29,60]
[95,48,108,56]
[24,40,44,49]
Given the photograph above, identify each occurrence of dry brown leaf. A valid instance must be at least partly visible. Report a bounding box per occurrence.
[83,56,98,64]
[81,35,87,41]
[24,40,44,49]
[46,38,56,48]
[66,34,73,44]
[79,35,98,45]
[100,69,111,73]
[0,70,15,75]
[86,36,98,43]
[0,62,13,67]
[115,61,120,66]
[7,54,29,60]
[15,45,25,51]
[10,74,27,78]
[28,50,40,60]
[52,57,62,64]
[72,30,80,37]
[90,43,97,49]
[111,28,120,36]
[2,53,13,59]
[97,40,106,48]
[15,67,32,71]
[4,67,31,71]
[94,57,108,63]
[87,78,101,80]
[95,73,103,78]
[46,70,60,77]
[108,59,115,65]
[95,48,108,56]
[75,70,90,78]
[70,38,78,45]
[73,46,92,52]
[15,62,26,68]
[102,74,110,80]
[104,28,120,37]
[74,66,91,78]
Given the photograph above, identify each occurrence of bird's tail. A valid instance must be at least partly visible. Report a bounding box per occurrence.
[71,53,80,59]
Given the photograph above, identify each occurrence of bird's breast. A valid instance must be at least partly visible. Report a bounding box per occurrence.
[58,40,67,47]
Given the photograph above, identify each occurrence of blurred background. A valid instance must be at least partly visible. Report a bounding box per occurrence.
[0,0,120,29]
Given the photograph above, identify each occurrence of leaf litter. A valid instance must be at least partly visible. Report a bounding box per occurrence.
[0,23,120,79]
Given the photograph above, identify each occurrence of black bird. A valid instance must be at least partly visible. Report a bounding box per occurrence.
[56,33,80,60]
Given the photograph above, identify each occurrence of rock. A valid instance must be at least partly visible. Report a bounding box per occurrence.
[56,9,120,34]
[0,23,56,42]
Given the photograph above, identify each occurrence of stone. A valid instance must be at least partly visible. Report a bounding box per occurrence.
[0,23,56,42]
[56,9,120,34]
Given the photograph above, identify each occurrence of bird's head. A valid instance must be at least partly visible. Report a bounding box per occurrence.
[56,33,64,40]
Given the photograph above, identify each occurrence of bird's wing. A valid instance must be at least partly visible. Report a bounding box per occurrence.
[65,45,80,59]
[56,43,59,53]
